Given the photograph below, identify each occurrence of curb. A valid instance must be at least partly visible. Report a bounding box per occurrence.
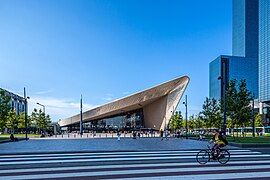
[229,142,270,148]
[0,138,29,144]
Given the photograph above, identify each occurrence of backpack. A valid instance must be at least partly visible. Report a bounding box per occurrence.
[223,136,228,145]
[220,131,228,145]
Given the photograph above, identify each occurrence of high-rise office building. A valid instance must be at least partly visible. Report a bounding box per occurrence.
[232,0,258,58]
[210,55,258,100]
[210,0,258,100]
[259,0,270,103]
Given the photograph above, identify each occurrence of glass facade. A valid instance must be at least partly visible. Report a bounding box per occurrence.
[228,56,258,98]
[232,0,258,58]
[209,57,222,100]
[209,55,258,100]
[68,109,144,133]
[259,0,270,103]
[0,88,26,115]
[210,1,259,101]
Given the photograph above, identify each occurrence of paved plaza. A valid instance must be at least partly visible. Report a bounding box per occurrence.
[0,138,239,154]
[0,148,270,179]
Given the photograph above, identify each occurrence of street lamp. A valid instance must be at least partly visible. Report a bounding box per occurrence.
[24,88,30,141]
[37,102,46,135]
[218,58,227,133]
[183,95,188,139]
[252,94,255,137]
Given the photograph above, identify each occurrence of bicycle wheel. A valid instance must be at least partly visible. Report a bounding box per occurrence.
[196,150,210,164]
[218,149,230,164]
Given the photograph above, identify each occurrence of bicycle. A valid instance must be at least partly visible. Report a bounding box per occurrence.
[196,142,230,164]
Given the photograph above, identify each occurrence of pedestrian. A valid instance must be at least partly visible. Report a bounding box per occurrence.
[137,132,141,138]
[165,129,169,140]
[117,130,121,141]
[160,130,164,140]
[133,131,136,139]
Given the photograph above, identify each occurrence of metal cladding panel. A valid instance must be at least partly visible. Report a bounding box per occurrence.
[59,76,190,127]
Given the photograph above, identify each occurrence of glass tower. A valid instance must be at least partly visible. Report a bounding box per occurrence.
[232,0,259,58]
[210,56,258,100]
[210,0,259,100]
[259,0,270,103]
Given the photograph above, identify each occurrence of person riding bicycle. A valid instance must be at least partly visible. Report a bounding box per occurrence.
[209,129,226,159]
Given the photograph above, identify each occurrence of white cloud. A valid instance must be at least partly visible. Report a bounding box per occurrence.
[27,96,98,122]
[102,93,114,101]
[35,89,53,95]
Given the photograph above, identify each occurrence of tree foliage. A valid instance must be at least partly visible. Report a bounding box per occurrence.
[0,89,11,131]
[200,97,222,128]
[168,111,183,131]
[31,108,52,133]
[226,79,253,128]
[6,109,18,133]
[18,112,32,129]
[255,112,263,127]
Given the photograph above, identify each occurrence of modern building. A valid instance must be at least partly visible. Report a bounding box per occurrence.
[259,0,270,103]
[0,88,26,115]
[210,55,258,100]
[210,0,259,100]
[232,0,259,58]
[258,0,270,125]
[58,76,190,132]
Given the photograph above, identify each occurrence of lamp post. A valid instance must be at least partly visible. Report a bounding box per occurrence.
[218,58,227,133]
[252,96,255,137]
[80,95,83,136]
[183,95,188,139]
[37,102,46,135]
[24,88,30,140]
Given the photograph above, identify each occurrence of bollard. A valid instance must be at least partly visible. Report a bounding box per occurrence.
[62,134,63,138]
[87,134,88,138]
[112,134,113,138]
[99,134,101,138]
[74,134,76,138]
[106,134,107,138]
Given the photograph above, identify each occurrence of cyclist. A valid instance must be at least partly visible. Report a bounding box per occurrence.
[209,129,226,159]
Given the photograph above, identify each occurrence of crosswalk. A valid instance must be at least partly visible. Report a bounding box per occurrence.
[0,149,270,179]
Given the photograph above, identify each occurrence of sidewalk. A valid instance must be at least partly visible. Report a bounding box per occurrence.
[0,138,239,154]
[33,132,159,140]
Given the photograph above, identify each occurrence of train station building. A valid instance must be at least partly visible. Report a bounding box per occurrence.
[58,76,189,132]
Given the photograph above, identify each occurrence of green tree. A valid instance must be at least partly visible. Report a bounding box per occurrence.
[45,114,52,129]
[188,115,196,130]
[255,112,263,127]
[6,109,18,133]
[226,79,253,129]
[37,109,45,131]
[168,111,183,132]
[200,97,222,128]
[30,108,52,133]
[31,108,41,133]
[195,113,205,129]
[18,112,32,130]
[0,89,11,131]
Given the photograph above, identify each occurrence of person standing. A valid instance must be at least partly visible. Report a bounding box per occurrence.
[160,130,164,140]
[117,130,121,141]
[137,132,141,138]
[165,129,169,140]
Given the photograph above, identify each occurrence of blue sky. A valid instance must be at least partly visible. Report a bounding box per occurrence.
[0,0,232,121]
